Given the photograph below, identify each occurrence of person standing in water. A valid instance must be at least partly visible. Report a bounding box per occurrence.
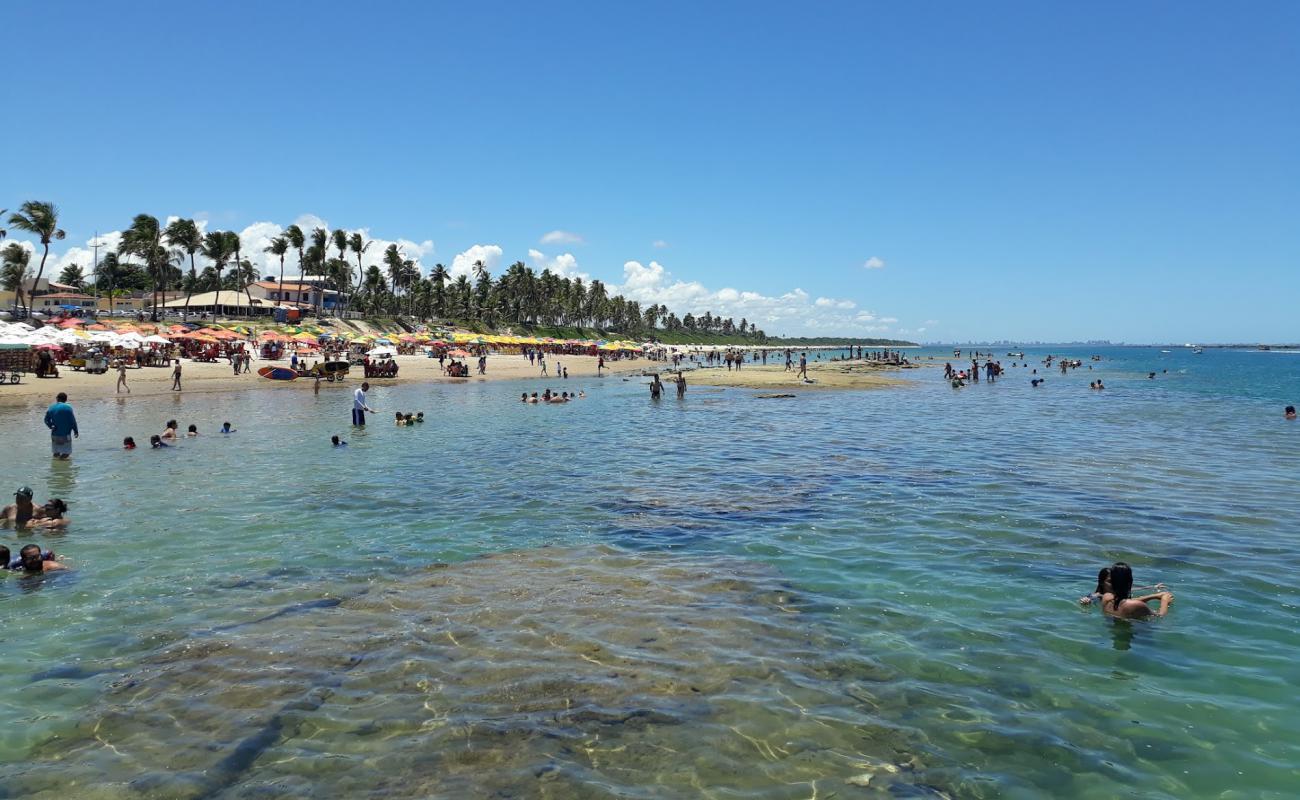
[116,359,130,394]
[675,372,687,399]
[44,392,78,460]
[353,381,375,426]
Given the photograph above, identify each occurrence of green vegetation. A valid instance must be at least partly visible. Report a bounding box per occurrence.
[3,199,906,346]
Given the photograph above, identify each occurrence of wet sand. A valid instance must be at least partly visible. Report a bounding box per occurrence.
[677,360,916,391]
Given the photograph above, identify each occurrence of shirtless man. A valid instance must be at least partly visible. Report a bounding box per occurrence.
[14,544,67,572]
[1,487,37,528]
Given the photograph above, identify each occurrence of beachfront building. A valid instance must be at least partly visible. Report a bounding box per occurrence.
[246,279,344,313]
[33,292,98,313]
[160,291,275,317]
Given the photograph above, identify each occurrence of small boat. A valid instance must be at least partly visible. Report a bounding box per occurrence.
[1160,350,1171,353]
[258,366,299,381]
[1192,347,1203,354]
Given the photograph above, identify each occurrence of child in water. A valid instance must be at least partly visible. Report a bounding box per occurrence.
[123,436,137,450]
[331,435,347,447]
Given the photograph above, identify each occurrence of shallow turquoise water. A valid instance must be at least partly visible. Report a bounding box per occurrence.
[1,346,1298,798]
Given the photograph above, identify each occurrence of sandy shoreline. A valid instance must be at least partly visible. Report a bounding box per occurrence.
[0,353,645,409]
[672,359,916,391]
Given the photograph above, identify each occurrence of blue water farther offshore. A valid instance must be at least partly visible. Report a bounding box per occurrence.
[1,345,1298,799]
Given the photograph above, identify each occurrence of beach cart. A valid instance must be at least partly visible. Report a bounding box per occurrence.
[0,345,32,384]
[307,360,351,382]
[69,349,110,374]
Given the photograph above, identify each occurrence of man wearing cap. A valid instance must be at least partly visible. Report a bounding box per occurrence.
[1,487,37,528]
[44,392,78,460]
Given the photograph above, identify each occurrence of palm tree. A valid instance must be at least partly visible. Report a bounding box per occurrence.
[2,243,32,313]
[309,227,328,315]
[330,229,349,316]
[265,236,290,309]
[120,214,168,320]
[164,218,203,318]
[347,232,370,318]
[0,208,7,241]
[201,231,231,316]
[93,252,125,311]
[429,263,449,319]
[283,224,305,307]
[222,231,252,313]
[382,244,405,313]
[6,202,65,307]
[57,263,86,289]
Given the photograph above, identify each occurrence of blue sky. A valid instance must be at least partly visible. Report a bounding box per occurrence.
[4,1,1297,342]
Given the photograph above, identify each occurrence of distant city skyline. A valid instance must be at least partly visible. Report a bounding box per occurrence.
[4,2,1296,342]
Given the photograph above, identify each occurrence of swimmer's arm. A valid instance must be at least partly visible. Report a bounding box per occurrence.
[1135,592,1174,616]
[43,560,67,571]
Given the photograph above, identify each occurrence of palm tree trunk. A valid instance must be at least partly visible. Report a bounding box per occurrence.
[183,253,196,319]
[29,242,50,315]
[214,270,222,320]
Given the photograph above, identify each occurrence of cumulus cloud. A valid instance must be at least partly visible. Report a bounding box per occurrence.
[539,230,584,245]
[23,214,434,284]
[450,244,504,279]
[863,256,886,270]
[614,260,898,337]
[527,248,588,280]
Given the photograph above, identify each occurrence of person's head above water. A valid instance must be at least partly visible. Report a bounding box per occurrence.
[1287,406,1297,420]
[187,424,198,434]
[331,435,342,446]
[123,436,136,449]
[19,544,44,572]
[165,419,177,430]
[221,422,232,432]
[1094,567,1112,596]
[150,435,165,448]
[1109,562,1135,602]
[14,486,33,505]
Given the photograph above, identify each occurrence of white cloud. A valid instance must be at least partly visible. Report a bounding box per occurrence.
[615,260,898,337]
[527,248,588,280]
[450,244,504,279]
[652,240,669,249]
[540,230,584,245]
[863,256,886,270]
[18,214,435,285]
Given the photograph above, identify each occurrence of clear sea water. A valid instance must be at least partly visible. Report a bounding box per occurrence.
[1,346,1298,799]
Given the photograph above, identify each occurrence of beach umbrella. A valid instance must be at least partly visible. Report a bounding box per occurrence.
[448,348,471,358]
[143,335,170,345]
[58,318,85,329]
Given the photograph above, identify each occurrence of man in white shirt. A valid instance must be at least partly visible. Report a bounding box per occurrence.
[352,381,375,426]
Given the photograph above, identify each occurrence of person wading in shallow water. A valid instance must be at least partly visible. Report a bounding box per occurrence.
[44,393,78,460]
[171,360,183,391]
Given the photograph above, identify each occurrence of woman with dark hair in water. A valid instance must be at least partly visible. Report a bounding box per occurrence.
[1101,562,1174,618]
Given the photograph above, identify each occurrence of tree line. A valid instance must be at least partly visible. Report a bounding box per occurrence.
[3,201,769,340]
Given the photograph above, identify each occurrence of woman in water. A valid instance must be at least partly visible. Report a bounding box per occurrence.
[1098,563,1173,618]
[1079,566,1166,605]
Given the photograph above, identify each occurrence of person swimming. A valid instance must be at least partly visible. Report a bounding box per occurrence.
[1099,562,1173,618]
[15,543,66,572]
[527,392,539,404]
[150,435,169,449]
[331,435,347,447]
[395,412,405,426]
[163,420,178,439]
[221,422,235,434]
[186,424,199,437]
[1287,406,1297,420]
[123,436,137,450]
[415,412,424,423]
[521,392,529,402]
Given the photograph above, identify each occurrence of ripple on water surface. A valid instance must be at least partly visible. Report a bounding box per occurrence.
[11,547,946,800]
